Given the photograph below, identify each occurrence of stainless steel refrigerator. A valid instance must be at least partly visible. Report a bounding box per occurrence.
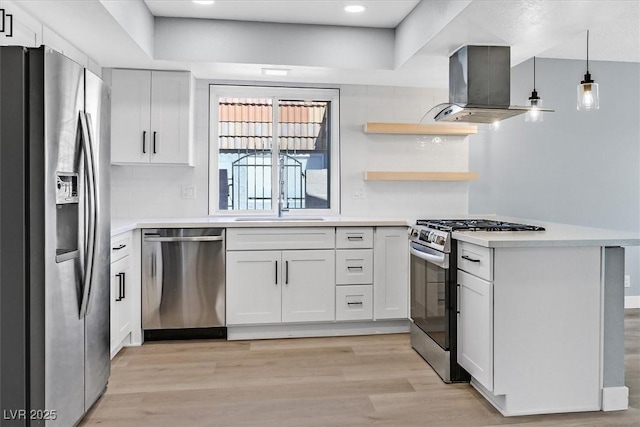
[0,46,111,426]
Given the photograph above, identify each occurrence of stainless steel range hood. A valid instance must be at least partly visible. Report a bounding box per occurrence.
[434,45,551,123]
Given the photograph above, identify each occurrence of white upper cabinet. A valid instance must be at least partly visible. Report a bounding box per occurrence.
[111,69,193,165]
[0,1,42,48]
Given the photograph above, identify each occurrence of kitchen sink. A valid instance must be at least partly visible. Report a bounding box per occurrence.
[233,217,326,221]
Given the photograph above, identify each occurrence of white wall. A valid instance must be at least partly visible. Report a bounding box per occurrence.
[468,58,640,298]
[111,81,473,220]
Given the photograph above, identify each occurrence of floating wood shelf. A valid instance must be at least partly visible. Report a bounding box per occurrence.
[363,171,478,182]
[363,122,478,136]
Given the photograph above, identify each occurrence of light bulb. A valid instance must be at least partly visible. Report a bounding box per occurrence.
[525,97,543,122]
[582,87,594,107]
[577,81,599,111]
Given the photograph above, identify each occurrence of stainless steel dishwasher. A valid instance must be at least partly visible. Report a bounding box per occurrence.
[142,228,225,340]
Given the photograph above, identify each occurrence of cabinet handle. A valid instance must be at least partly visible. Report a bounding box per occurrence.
[121,272,126,300]
[1,12,13,37]
[461,255,480,263]
[112,244,127,251]
[0,9,5,33]
[115,273,124,301]
[153,131,157,154]
[456,284,461,315]
[347,236,363,241]
[285,261,289,285]
[347,302,363,306]
[347,266,363,271]
[275,260,278,285]
[142,131,147,153]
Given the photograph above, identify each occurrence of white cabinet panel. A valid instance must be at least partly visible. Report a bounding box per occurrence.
[458,241,493,281]
[282,250,335,323]
[110,233,132,263]
[111,69,151,164]
[111,69,193,165]
[336,227,373,249]
[373,227,409,319]
[336,285,373,321]
[110,230,140,358]
[227,227,335,251]
[336,249,373,285]
[110,256,133,358]
[226,250,281,325]
[0,1,41,48]
[149,71,192,164]
[227,248,335,325]
[457,270,493,391]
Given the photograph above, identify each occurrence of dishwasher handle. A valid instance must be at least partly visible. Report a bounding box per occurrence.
[144,236,224,243]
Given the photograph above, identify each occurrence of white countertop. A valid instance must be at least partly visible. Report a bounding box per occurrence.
[111,215,640,248]
[110,216,409,236]
[450,217,640,248]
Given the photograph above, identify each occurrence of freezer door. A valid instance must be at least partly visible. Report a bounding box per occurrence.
[30,47,86,427]
[83,69,111,410]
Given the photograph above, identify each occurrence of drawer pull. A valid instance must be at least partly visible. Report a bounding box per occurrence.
[347,266,363,271]
[112,244,127,251]
[347,236,363,241]
[461,255,481,263]
[347,302,363,306]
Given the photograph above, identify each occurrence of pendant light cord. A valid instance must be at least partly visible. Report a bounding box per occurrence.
[586,29,590,73]
[533,56,536,90]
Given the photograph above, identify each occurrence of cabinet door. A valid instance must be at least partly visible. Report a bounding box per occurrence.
[149,71,191,164]
[457,270,493,391]
[227,251,281,325]
[110,257,132,356]
[0,1,42,48]
[374,227,409,319]
[111,69,151,164]
[282,250,335,323]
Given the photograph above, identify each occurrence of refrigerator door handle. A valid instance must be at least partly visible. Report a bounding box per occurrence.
[79,111,98,319]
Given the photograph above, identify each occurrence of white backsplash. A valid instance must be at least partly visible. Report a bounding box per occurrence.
[111,82,471,219]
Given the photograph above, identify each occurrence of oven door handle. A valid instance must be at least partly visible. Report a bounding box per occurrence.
[409,243,449,269]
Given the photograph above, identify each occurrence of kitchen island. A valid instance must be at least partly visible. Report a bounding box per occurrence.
[448,218,638,416]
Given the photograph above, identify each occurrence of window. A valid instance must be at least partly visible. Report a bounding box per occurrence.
[209,85,340,216]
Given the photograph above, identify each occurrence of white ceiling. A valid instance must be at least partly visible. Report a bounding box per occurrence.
[11,0,640,88]
[144,0,420,28]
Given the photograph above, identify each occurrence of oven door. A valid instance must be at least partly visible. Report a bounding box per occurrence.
[409,241,451,350]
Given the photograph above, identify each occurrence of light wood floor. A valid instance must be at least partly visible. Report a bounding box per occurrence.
[81,310,640,426]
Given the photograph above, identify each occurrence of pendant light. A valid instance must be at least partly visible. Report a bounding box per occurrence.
[577,30,599,111]
[525,57,543,122]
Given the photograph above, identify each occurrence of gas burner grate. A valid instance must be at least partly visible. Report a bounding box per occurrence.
[415,219,545,232]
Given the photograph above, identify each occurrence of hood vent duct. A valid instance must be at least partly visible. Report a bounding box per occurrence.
[434,45,552,124]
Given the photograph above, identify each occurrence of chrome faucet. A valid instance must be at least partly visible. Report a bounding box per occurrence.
[278,158,289,218]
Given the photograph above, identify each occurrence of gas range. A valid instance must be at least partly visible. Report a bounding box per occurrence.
[409,219,545,253]
[408,218,545,383]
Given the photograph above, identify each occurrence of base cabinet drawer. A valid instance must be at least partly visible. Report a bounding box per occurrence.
[458,241,493,281]
[336,285,373,321]
[336,249,373,285]
[336,227,373,249]
[110,232,132,263]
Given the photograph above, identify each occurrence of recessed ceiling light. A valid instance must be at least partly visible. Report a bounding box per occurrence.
[193,0,215,5]
[344,4,366,13]
[262,68,290,77]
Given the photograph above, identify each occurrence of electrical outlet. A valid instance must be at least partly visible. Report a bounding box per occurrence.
[624,275,631,288]
[181,186,196,199]
[353,187,366,199]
